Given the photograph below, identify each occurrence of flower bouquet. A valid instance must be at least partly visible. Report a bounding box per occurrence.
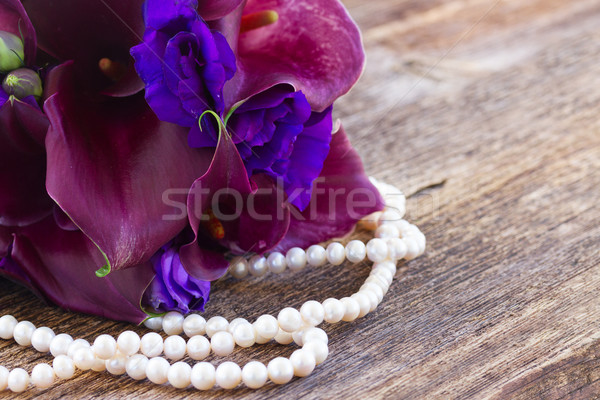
[0,0,425,392]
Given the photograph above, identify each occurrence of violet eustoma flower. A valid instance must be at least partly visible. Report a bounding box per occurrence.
[131,0,236,137]
[144,238,211,314]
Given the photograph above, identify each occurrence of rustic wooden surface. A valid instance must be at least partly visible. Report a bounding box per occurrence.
[2,0,600,398]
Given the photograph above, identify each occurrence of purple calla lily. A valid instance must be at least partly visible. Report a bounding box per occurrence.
[223,0,365,112]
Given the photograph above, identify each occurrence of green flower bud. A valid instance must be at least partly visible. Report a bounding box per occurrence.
[2,68,43,100]
[0,31,25,73]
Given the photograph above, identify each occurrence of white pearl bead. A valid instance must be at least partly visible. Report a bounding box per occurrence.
[322,298,346,323]
[215,361,242,389]
[373,260,397,276]
[140,332,164,358]
[340,297,360,321]
[254,333,271,344]
[277,307,302,332]
[306,245,327,267]
[404,237,420,260]
[386,237,407,260]
[50,334,73,357]
[7,368,29,392]
[351,292,371,318]
[187,335,211,360]
[0,366,8,390]
[227,317,249,334]
[345,240,367,263]
[31,327,55,353]
[253,315,279,339]
[326,242,346,265]
[73,347,96,371]
[379,208,404,224]
[205,316,229,338]
[303,327,328,345]
[273,327,293,344]
[232,322,256,348]
[366,238,389,263]
[93,334,117,360]
[300,300,325,326]
[211,331,235,356]
[375,224,400,239]
[366,275,390,295]
[292,326,310,347]
[162,311,184,335]
[229,256,249,279]
[0,315,17,340]
[168,361,192,389]
[13,321,35,346]
[362,281,384,300]
[267,252,287,274]
[267,357,294,384]
[31,363,55,389]
[67,338,90,359]
[395,219,411,236]
[303,340,329,365]
[286,247,307,272]
[126,354,148,381]
[248,255,268,277]
[143,316,163,331]
[90,356,106,372]
[242,361,268,389]
[361,289,379,312]
[369,271,393,290]
[146,357,170,385]
[53,355,75,379]
[183,314,206,337]
[164,335,187,361]
[105,352,127,375]
[117,330,140,356]
[290,349,316,377]
[191,362,215,390]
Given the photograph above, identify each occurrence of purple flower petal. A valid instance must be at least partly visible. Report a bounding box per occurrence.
[144,238,211,314]
[283,106,333,210]
[0,0,37,64]
[22,0,145,96]
[274,124,384,251]
[131,1,236,133]
[43,62,213,272]
[0,97,53,227]
[9,216,154,323]
[224,0,365,111]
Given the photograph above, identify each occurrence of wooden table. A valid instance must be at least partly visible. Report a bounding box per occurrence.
[2,0,599,398]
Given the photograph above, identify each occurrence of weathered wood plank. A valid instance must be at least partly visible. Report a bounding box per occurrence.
[1,0,599,398]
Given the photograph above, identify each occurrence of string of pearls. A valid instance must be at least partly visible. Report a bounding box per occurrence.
[0,178,425,392]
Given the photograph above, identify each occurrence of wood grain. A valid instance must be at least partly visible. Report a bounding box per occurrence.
[2,0,600,398]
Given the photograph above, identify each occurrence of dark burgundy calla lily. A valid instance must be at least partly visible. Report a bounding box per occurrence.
[22,0,145,96]
[181,126,290,280]
[275,125,385,251]
[44,62,213,272]
[11,216,154,322]
[0,95,52,227]
[223,0,365,112]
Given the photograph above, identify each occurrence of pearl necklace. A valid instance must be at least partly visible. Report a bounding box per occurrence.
[0,178,425,392]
